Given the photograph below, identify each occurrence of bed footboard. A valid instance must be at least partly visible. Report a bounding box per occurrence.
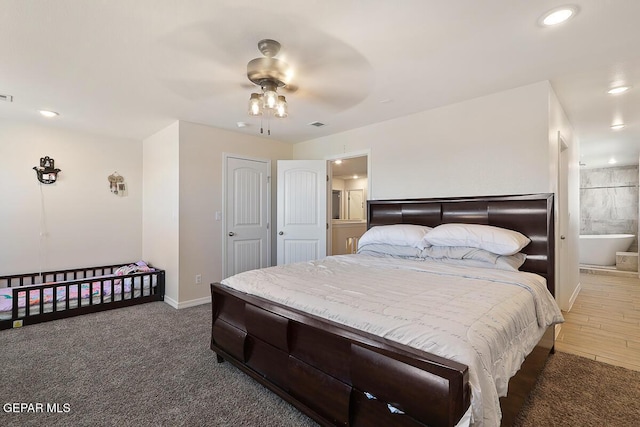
[211,283,471,427]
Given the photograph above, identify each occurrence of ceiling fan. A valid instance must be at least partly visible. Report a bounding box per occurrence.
[161,19,374,135]
[245,39,293,133]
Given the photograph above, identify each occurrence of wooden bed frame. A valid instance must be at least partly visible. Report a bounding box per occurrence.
[0,263,165,330]
[210,193,555,426]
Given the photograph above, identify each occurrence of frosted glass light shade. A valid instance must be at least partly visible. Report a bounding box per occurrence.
[248,93,262,116]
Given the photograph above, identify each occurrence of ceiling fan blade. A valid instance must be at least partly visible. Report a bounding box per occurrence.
[281,83,299,93]
[163,78,245,101]
[295,87,367,111]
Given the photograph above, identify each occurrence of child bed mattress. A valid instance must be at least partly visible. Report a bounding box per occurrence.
[0,276,156,320]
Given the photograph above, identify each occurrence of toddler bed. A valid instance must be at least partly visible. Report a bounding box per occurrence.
[0,261,165,329]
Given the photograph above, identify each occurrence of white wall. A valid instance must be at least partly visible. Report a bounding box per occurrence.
[142,122,180,304]
[295,82,552,199]
[549,86,580,310]
[294,81,579,310]
[176,121,292,306]
[0,119,142,275]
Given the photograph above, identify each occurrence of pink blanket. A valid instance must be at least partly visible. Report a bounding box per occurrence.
[0,280,131,312]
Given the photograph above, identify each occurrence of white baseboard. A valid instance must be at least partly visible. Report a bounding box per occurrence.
[163,295,178,308]
[566,281,582,312]
[162,295,211,309]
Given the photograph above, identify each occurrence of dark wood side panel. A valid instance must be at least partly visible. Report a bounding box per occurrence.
[499,326,555,426]
[368,203,404,225]
[402,203,443,225]
[441,201,489,224]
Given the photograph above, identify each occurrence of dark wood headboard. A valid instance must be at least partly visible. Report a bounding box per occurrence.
[367,193,555,296]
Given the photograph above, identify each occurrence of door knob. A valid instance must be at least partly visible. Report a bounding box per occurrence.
[560,235,566,240]
[278,231,284,235]
[228,232,235,236]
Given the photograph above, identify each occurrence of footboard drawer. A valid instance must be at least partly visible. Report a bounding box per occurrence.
[288,356,351,426]
[351,343,467,427]
[246,337,289,387]
[350,389,428,427]
[245,304,289,352]
[211,319,247,362]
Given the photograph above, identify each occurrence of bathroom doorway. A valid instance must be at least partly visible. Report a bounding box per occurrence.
[327,153,370,255]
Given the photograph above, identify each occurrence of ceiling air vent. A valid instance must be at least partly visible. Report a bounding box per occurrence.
[0,94,13,102]
[309,121,325,127]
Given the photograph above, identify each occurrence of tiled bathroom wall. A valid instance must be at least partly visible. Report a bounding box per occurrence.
[580,164,639,251]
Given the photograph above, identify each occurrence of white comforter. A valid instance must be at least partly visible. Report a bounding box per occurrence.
[221,254,564,427]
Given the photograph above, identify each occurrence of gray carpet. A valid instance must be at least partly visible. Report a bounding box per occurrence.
[1,302,638,426]
[516,348,640,426]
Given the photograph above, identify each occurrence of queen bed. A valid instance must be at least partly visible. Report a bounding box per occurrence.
[210,193,562,426]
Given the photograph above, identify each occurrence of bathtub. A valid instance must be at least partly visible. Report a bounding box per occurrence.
[579,234,635,266]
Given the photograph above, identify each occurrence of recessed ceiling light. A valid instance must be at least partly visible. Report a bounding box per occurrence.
[539,6,578,26]
[608,158,617,165]
[236,121,248,128]
[607,86,631,95]
[353,175,359,179]
[610,123,625,130]
[334,159,342,165]
[39,110,59,118]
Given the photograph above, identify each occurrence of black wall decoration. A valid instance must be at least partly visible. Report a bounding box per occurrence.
[33,156,61,184]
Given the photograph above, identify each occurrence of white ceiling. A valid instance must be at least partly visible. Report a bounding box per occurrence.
[1,1,639,170]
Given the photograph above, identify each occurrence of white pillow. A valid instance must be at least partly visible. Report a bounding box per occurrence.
[421,253,527,272]
[420,246,527,270]
[358,224,433,249]
[422,223,530,256]
[357,243,423,259]
[420,246,500,263]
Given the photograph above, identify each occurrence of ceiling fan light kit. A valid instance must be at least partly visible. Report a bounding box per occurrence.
[246,39,291,134]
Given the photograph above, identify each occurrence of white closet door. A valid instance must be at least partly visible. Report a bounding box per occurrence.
[225,156,270,277]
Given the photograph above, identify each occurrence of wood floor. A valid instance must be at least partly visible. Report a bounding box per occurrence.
[555,271,640,371]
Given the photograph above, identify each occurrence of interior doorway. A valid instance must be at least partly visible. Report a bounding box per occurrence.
[327,153,369,255]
